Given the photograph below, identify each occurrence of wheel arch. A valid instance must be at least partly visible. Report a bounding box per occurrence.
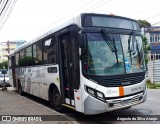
[48,83,59,102]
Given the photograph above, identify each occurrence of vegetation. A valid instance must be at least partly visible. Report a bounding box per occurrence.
[138,20,151,28]
[0,61,8,70]
[146,79,160,89]
[138,19,151,66]
[19,57,41,67]
[142,36,150,65]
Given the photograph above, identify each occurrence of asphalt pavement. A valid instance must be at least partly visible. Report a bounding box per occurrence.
[0,87,160,124]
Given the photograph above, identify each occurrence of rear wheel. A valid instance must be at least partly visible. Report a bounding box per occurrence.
[51,88,64,112]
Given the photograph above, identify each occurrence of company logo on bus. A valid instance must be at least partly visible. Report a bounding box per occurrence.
[122,82,131,86]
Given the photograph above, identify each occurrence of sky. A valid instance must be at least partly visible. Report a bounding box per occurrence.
[1,0,160,42]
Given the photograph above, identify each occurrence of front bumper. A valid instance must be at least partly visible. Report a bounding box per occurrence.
[84,90,147,115]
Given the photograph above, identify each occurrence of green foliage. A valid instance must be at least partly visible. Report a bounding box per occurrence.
[147,80,160,89]
[146,45,151,51]
[146,79,151,84]
[142,36,147,45]
[145,58,148,64]
[142,36,150,65]
[0,61,8,70]
[18,56,41,66]
[19,58,26,67]
[26,56,33,66]
[138,20,151,28]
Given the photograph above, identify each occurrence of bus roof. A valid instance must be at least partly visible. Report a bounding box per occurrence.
[10,14,82,55]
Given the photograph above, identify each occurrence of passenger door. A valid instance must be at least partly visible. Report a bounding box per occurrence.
[59,32,75,107]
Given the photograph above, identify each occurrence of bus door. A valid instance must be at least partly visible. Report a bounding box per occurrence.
[59,28,81,108]
[59,32,75,107]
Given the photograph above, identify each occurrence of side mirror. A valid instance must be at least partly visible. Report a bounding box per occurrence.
[78,33,87,55]
[2,69,7,74]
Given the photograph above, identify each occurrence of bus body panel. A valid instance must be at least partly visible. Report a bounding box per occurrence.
[74,89,83,112]
[16,65,60,101]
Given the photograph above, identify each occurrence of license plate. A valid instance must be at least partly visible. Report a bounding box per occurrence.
[122,99,131,105]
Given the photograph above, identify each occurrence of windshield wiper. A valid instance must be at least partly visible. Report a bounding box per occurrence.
[128,36,132,65]
[101,29,117,52]
[105,62,119,71]
[135,40,141,65]
[101,29,118,63]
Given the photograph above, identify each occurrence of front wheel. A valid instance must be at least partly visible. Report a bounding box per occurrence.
[51,88,64,112]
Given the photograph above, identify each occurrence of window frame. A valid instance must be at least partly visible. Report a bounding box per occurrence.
[25,45,33,66]
[43,36,57,65]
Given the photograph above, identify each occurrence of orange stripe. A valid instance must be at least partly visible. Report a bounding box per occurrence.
[119,86,124,96]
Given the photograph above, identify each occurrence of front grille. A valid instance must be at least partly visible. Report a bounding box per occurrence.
[101,75,144,87]
[108,93,143,108]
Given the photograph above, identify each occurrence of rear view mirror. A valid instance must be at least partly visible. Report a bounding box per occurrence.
[78,33,87,55]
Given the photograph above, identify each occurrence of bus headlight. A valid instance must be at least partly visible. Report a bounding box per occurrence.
[85,86,105,102]
[87,88,95,95]
[97,91,104,99]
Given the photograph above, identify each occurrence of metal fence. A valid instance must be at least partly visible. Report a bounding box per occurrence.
[147,60,160,84]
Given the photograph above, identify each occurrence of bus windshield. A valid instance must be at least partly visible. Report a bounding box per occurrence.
[82,32,145,76]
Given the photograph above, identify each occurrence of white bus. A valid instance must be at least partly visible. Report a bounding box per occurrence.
[8,13,147,115]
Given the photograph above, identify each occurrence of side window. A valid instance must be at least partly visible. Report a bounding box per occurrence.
[33,40,43,65]
[16,52,19,67]
[43,37,56,64]
[26,46,32,66]
[19,50,25,67]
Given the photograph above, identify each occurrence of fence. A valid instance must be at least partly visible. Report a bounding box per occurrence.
[147,60,160,84]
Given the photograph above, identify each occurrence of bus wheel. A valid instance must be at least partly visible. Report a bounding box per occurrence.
[18,82,24,95]
[51,88,64,112]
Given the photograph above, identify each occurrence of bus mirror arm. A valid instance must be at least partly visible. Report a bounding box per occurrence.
[78,34,84,48]
[78,33,87,55]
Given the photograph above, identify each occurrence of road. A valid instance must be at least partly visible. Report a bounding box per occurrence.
[0,88,159,124]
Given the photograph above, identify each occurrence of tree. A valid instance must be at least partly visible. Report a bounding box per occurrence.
[138,19,151,65]
[142,36,150,65]
[0,61,8,71]
[138,20,151,28]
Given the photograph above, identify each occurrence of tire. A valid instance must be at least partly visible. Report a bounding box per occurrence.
[18,82,24,95]
[51,88,64,112]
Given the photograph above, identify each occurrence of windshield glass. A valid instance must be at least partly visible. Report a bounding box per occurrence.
[82,33,145,76]
[82,33,125,76]
[121,35,145,73]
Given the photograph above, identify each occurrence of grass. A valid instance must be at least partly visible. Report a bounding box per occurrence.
[146,81,160,89]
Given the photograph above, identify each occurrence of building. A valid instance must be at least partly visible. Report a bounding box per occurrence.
[144,26,160,61]
[0,40,26,63]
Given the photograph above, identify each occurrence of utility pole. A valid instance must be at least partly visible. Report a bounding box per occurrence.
[7,40,10,54]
